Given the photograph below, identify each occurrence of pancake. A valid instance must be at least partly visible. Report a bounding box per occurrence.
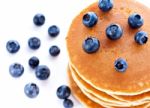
[70,64,150,103]
[66,0,150,95]
[68,67,105,108]
[82,87,150,108]
[111,93,150,102]
[70,65,150,107]
[68,67,150,108]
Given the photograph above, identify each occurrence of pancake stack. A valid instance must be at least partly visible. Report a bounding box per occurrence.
[66,0,150,107]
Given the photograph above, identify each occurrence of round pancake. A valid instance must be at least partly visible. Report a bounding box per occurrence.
[111,93,150,102]
[70,64,150,103]
[66,0,150,95]
[82,87,150,108]
[68,67,150,108]
[70,65,150,107]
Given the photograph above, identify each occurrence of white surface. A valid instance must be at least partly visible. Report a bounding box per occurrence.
[0,0,149,108]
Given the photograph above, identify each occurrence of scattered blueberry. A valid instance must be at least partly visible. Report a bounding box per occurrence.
[6,40,20,53]
[35,65,50,80]
[24,83,39,98]
[106,24,123,40]
[9,63,24,78]
[29,56,39,68]
[114,58,128,72]
[49,45,60,57]
[28,37,41,50]
[83,37,100,54]
[33,14,45,26]
[128,13,144,29]
[57,85,71,99]
[135,31,148,45]
[98,0,113,12]
[48,25,60,37]
[63,99,74,108]
[83,12,98,27]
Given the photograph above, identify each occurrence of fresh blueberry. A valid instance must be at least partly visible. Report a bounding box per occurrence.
[33,14,45,26]
[9,63,24,78]
[28,37,41,50]
[83,12,98,27]
[48,25,60,37]
[106,24,123,40]
[128,13,144,29]
[57,85,71,99]
[49,45,60,57]
[63,99,74,108]
[98,0,113,12]
[24,83,39,98]
[83,37,100,54]
[114,58,128,72]
[29,56,39,68]
[35,65,50,80]
[6,40,20,53]
[135,31,148,45]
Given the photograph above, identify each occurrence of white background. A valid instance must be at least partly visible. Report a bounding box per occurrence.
[0,0,149,108]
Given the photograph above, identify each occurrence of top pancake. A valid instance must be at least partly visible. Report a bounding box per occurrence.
[66,0,150,95]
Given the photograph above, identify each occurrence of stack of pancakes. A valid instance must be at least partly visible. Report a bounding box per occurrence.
[66,0,150,107]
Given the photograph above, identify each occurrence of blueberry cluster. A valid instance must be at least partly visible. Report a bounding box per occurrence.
[57,85,74,108]
[6,13,72,107]
[82,0,148,73]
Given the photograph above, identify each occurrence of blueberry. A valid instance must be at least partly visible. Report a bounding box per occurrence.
[63,99,74,108]
[135,31,148,45]
[48,25,60,37]
[98,0,113,12]
[83,12,98,27]
[6,40,20,53]
[28,37,41,50]
[33,14,45,26]
[24,83,39,98]
[35,65,50,80]
[83,37,100,54]
[128,13,144,29]
[29,56,39,68]
[49,45,60,57]
[106,24,123,40]
[114,58,128,72]
[57,85,71,99]
[9,63,24,78]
